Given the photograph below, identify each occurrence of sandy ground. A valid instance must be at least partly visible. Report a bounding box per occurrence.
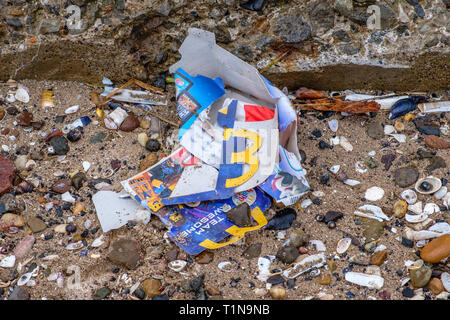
[0,80,449,300]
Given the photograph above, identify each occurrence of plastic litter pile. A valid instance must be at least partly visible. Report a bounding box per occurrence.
[99,29,310,255]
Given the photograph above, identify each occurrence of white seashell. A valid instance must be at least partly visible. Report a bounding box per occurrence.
[374,244,387,253]
[423,203,440,215]
[0,255,16,268]
[436,292,450,300]
[43,255,59,261]
[408,201,423,215]
[65,105,79,114]
[441,273,450,292]
[344,272,384,289]
[444,192,450,208]
[137,132,149,147]
[15,86,30,103]
[401,189,417,205]
[355,161,367,174]
[405,213,429,223]
[339,136,353,151]
[336,238,352,254]
[258,257,271,272]
[312,191,324,197]
[108,107,128,126]
[54,224,68,233]
[283,253,326,279]
[47,272,59,281]
[91,235,104,247]
[300,199,312,209]
[343,179,360,186]
[434,187,448,200]
[17,272,32,286]
[365,187,384,201]
[66,241,84,250]
[61,192,76,203]
[328,119,338,132]
[415,176,442,195]
[400,278,411,286]
[254,288,268,297]
[427,222,450,234]
[309,240,326,252]
[44,202,54,211]
[330,136,340,145]
[6,93,16,103]
[329,165,340,174]
[218,261,233,272]
[384,125,396,135]
[365,265,382,276]
[354,204,390,221]
[277,231,287,240]
[415,240,428,248]
[168,260,187,272]
[104,117,118,130]
[82,161,91,172]
[84,220,92,229]
[405,228,443,240]
[25,160,36,170]
[389,134,406,143]
[57,274,64,288]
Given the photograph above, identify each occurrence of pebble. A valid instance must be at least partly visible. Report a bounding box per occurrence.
[71,172,87,190]
[13,235,35,260]
[141,279,162,298]
[140,117,151,129]
[0,154,15,196]
[133,288,146,300]
[409,261,432,288]
[394,167,419,187]
[93,287,111,300]
[420,234,450,263]
[265,208,296,230]
[243,243,262,259]
[318,272,332,285]
[14,155,28,171]
[269,285,286,299]
[424,135,450,149]
[276,245,299,264]
[107,239,141,270]
[139,153,159,171]
[428,278,444,295]
[328,119,338,132]
[67,127,83,142]
[137,132,149,147]
[195,251,214,264]
[370,250,388,266]
[52,179,71,193]
[324,211,343,223]
[27,217,47,233]
[145,139,161,152]
[108,107,128,126]
[18,111,33,126]
[226,203,252,227]
[119,114,140,132]
[393,200,407,218]
[362,218,384,242]
[0,213,25,229]
[50,136,70,155]
[366,122,384,139]
[8,287,29,300]
[289,230,310,248]
[426,156,446,172]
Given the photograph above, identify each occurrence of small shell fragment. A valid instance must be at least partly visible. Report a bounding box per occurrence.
[168,260,187,272]
[15,87,30,103]
[423,203,440,215]
[91,235,104,248]
[65,105,79,114]
[218,261,233,272]
[336,238,352,254]
[66,241,84,250]
[365,187,384,201]
[329,165,340,174]
[401,189,417,205]
[17,272,32,286]
[309,240,326,252]
[408,201,423,215]
[405,213,429,223]
[345,272,384,289]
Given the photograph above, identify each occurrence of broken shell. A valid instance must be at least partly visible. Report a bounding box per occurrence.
[65,105,79,114]
[168,260,187,272]
[329,165,340,174]
[401,189,417,205]
[72,202,85,215]
[339,136,353,152]
[40,90,55,108]
[354,204,390,222]
[269,286,286,299]
[405,228,443,241]
[66,241,83,250]
[344,272,384,289]
[309,240,326,252]
[423,203,440,215]
[384,125,396,135]
[365,187,384,201]
[218,261,233,272]
[336,238,352,254]
[91,235,104,247]
[434,187,448,200]
[54,224,68,233]
[394,121,404,132]
[17,272,32,286]
[442,273,450,292]
[408,201,423,215]
[415,176,442,195]
[15,87,30,103]
[343,179,360,186]
[405,213,429,223]
[355,161,367,174]
[283,253,326,279]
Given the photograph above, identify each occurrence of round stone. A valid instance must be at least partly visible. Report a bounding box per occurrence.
[394,167,419,187]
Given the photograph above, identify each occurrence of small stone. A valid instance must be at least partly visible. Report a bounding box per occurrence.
[8,287,29,300]
[0,154,15,196]
[394,167,419,187]
[119,114,140,132]
[362,218,384,242]
[370,250,388,266]
[265,208,296,230]
[195,251,214,264]
[139,153,159,171]
[50,136,70,155]
[426,156,446,172]
[269,285,286,300]
[324,211,344,223]
[107,239,141,270]
[418,126,440,136]
[0,194,25,213]
[52,179,71,193]
[243,243,262,259]
[428,278,444,295]
[89,132,107,144]
[93,287,111,300]
[420,234,450,263]
[226,203,252,227]
[401,237,414,248]
[0,213,25,229]
[409,263,432,288]
[71,172,87,190]
[133,288,146,300]
[14,155,28,171]
[205,284,220,296]
[393,200,407,218]
[145,139,161,152]
[137,133,149,147]
[67,127,83,142]
[141,279,162,298]
[13,235,35,260]
[289,230,310,248]
[365,157,378,169]
[18,111,33,126]
[318,272,332,285]
[424,135,450,149]
[366,122,384,139]
[276,245,299,264]
[417,148,434,159]
[320,173,330,184]
[27,217,46,233]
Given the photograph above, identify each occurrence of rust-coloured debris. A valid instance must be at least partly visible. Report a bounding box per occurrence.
[295,87,326,100]
[296,100,381,114]
[424,135,450,149]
